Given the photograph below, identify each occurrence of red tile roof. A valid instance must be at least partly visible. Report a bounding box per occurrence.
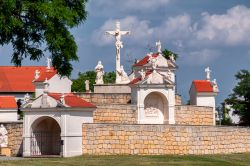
[130,70,152,84]
[192,80,213,92]
[0,96,17,109]
[133,53,159,67]
[0,66,48,92]
[48,93,96,108]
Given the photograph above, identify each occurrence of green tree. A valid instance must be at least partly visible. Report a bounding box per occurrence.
[72,71,116,92]
[225,70,250,126]
[0,0,88,76]
[162,49,178,60]
[216,102,232,125]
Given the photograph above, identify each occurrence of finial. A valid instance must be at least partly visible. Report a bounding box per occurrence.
[205,67,211,80]
[34,70,40,79]
[156,40,162,53]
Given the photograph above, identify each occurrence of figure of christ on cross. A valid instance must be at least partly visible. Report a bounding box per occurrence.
[106,21,130,84]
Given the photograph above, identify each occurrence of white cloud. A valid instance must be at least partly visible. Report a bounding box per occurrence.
[181,49,220,66]
[90,0,170,13]
[196,5,250,46]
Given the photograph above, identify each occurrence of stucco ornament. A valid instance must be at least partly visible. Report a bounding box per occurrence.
[34,70,40,79]
[212,79,219,92]
[95,61,104,85]
[147,71,164,84]
[117,65,130,84]
[24,93,30,103]
[106,21,130,84]
[149,55,158,70]
[139,69,146,81]
[0,124,8,147]
[205,67,211,80]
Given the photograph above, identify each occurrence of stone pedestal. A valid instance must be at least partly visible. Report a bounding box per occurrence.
[94,84,131,93]
[0,147,11,156]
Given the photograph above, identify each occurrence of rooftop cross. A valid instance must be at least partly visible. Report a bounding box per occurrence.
[205,67,211,80]
[106,21,130,84]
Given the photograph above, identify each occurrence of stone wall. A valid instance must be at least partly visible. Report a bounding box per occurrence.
[0,122,23,156]
[75,93,131,105]
[82,124,250,155]
[94,105,137,124]
[175,105,213,125]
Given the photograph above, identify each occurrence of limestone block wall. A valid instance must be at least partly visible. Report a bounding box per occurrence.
[82,124,250,155]
[94,105,137,124]
[0,122,23,156]
[75,93,131,105]
[175,105,213,125]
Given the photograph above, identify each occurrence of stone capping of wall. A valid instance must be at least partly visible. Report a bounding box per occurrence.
[82,123,250,155]
[75,92,131,105]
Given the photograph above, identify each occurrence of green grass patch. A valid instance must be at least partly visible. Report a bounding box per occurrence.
[1,153,250,166]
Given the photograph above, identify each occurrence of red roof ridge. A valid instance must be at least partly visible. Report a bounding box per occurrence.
[192,80,214,92]
[133,53,159,67]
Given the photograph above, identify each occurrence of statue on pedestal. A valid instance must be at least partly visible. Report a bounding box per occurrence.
[0,124,8,148]
[95,61,104,84]
[117,65,130,84]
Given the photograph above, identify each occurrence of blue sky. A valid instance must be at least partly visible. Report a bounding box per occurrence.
[1,0,250,105]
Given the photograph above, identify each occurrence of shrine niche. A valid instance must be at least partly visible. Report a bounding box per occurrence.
[143,92,168,124]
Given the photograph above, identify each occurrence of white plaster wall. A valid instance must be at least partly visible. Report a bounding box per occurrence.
[34,83,44,98]
[48,75,72,94]
[23,109,93,157]
[0,109,18,122]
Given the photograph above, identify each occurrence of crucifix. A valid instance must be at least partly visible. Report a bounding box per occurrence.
[106,21,130,84]
[205,67,211,80]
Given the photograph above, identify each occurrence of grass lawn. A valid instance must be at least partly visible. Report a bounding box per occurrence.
[1,153,250,166]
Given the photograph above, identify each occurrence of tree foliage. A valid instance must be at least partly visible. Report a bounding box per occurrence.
[0,0,88,76]
[162,49,178,60]
[216,102,232,125]
[225,70,250,125]
[72,71,116,92]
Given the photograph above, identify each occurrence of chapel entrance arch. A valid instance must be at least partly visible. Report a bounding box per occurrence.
[30,116,61,156]
[143,92,168,124]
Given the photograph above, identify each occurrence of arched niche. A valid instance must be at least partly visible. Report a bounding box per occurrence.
[143,92,169,124]
[30,116,61,156]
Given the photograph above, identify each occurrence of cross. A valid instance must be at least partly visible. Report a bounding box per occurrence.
[106,21,130,84]
[47,58,52,69]
[156,40,161,53]
[205,67,211,80]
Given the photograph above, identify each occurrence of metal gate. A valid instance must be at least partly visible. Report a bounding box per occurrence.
[30,132,61,156]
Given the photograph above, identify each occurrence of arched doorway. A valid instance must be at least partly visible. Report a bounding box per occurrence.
[143,92,168,124]
[30,116,61,156]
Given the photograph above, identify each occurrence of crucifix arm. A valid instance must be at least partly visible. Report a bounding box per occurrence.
[106,31,116,36]
[120,31,130,35]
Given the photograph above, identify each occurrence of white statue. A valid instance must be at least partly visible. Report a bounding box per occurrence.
[117,65,130,84]
[85,80,90,92]
[24,93,30,103]
[205,67,211,80]
[0,124,8,148]
[212,79,219,92]
[34,70,40,79]
[170,54,175,62]
[95,61,104,84]
[106,21,130,84]
[46,58,52,69]
[156,40,162,53]
[139,69,146,80]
